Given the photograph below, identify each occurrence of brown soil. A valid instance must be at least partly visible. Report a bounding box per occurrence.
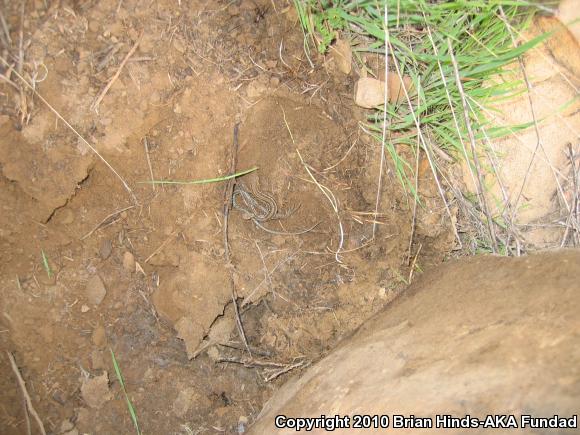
[0,1,453,434]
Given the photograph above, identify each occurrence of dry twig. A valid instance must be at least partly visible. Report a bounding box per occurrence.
[7,352,46,435]
[81,205,135,240]
[223,123,253,359]
[91,33,142,112]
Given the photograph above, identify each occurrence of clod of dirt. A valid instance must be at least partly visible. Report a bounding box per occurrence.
[85,275,107,306]
[195,304,237,360]
[152,253,231,359]
[80,372,112,409]
[175,317,206,359]
[122,251,135,272]
[331,38,352,75]
[91,323,107,348]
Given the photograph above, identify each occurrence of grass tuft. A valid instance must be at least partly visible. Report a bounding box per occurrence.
[294,0,553,252]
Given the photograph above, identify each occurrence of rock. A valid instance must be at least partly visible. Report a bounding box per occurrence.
[122,251,135,272]
[248,251,580,435]
[385,72,414,104]
[354,77,384,108]
[85,275,107,305]
[80,372,112,409]
[354,75,414,108]
[99,239,112,260]
[331,38,352,74]
[91,323,106,348]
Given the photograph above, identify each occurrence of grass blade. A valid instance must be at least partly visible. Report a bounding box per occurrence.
[139,166,258,185]
[110,348,141,435]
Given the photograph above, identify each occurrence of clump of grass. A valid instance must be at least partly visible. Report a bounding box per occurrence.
[110,348,141,435]
[294,0,553,252]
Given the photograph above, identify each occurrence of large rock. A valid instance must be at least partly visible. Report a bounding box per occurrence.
[249,250,580,434]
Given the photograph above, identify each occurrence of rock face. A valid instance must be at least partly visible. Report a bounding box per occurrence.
[249,250,580,434]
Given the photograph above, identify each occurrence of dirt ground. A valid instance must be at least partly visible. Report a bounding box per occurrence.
[0,1,454,434]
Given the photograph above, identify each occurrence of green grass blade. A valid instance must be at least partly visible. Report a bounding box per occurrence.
[110,348,141,435]
[41,250,52,278]
[140,166,258,185]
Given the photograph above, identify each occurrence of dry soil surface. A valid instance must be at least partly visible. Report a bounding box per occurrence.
[0,1,453,434]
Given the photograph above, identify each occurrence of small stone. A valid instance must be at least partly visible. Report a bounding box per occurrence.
[270,77,280,87]
[81,305,90,313]
[122,251,135,272]
[354,77,385,108]
[331,38,352,74]
[99,239,112,260]
[354,75,414,108]
[85,275,107,305]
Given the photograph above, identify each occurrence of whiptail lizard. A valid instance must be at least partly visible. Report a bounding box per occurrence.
[232,183,318,235]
